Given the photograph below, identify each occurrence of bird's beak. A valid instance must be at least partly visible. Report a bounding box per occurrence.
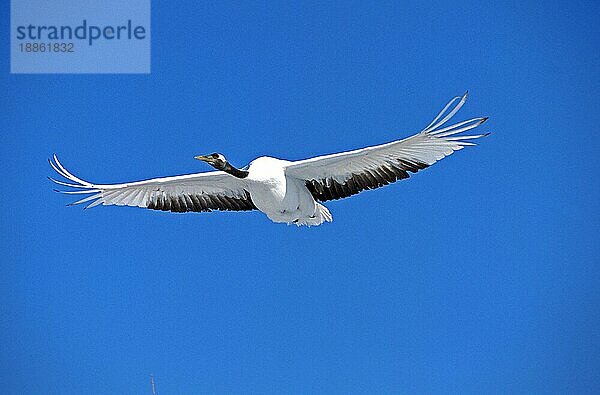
[194,155,211,163]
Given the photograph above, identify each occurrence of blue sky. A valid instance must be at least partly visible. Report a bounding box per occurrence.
[2,1,599,393]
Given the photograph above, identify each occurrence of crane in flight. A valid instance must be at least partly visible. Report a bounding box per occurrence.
[50,92,488,226]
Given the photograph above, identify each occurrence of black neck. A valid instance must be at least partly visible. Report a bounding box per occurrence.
[223,162,249,178]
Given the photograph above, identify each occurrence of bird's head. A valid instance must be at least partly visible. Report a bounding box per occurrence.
[195,152,249,178]
[194,153,228,170]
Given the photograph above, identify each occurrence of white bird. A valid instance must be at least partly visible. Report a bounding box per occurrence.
[50,92,488,226]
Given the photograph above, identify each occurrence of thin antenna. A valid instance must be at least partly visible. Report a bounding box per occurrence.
[150,373,157,395]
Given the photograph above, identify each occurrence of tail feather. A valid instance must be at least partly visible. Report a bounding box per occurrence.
[317,203,333,223]
[292,203,333,227]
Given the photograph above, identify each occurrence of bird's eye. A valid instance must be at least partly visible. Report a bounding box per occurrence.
[212,153,219,158]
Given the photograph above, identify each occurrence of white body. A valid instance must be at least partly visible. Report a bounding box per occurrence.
[245,157,332,226]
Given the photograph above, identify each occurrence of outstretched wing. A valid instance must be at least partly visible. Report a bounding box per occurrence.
[284,92,489,202]
[49,155,256,212]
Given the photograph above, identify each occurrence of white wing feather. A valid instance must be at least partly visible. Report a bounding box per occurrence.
[49,155,254,211]
[285,92,488,187]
